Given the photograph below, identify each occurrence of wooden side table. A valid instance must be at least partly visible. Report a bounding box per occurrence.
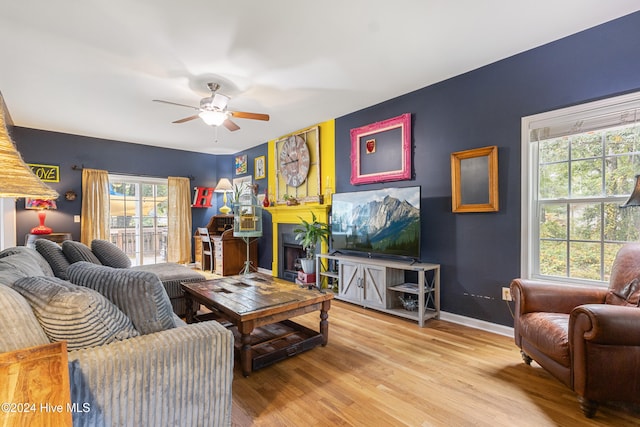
[25,232,73,249]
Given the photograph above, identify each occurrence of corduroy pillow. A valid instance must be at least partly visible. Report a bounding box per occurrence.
[67,262,176,335]
[0,284,51,353]
[91,239,131,268]
[13,276,139,351]
[0,246,54,277]
[35,239,71,279]
[62,240,102,265]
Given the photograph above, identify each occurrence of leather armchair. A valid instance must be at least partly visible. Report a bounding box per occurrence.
[510,243,640,417]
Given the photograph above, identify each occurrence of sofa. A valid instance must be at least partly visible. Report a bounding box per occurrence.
[33,238,206,317]
[0,246,234,427]
[510,243,640,418]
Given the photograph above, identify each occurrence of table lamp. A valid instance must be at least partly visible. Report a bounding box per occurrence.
[214,178,233,214]
[25,198,57,234]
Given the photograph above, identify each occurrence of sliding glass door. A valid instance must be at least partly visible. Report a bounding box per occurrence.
[108,175,168,266]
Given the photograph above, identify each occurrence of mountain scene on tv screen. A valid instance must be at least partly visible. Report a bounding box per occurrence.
[335,192,420,256]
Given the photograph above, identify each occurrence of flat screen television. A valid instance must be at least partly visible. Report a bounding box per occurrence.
[330,186,421,260]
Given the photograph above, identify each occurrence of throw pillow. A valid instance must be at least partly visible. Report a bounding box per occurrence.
[13,276,139,351]
[67,262,176,334]
[35,239,71,280]
[0,252,52,278]
[0,246,54,277]
[62,240,102,265]
[0,284,51,353]
[91,239,131,268]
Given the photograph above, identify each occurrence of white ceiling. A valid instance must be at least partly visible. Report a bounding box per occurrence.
[1,1,638,155]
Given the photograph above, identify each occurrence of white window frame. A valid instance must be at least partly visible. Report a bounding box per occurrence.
[521,91,640,285]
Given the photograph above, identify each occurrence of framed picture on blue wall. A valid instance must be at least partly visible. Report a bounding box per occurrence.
[254,155,266,179]
[235,154,247,175]
[350,113,412,185]
[450,145,499,213]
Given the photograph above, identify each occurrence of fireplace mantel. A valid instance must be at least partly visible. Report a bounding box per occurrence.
[266,203,331,275]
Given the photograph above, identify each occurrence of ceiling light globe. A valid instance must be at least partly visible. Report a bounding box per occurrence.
[199,110,228,126]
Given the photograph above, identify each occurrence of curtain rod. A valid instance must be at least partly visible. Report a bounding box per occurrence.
[71,165,195,181]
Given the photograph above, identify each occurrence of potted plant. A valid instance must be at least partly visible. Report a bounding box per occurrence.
[293,212,330,274]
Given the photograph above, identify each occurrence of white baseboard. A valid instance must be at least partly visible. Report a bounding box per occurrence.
[439,311,514,337]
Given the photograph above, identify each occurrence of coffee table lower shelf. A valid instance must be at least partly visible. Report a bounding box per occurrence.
[229,320,323,371]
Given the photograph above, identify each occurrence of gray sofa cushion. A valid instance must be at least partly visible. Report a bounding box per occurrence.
[62,240,102,265]
[133,263,205,316]
[35,239,71,279]
[0,284,51,352]
[0,246,54,277]
[0,252,50,287]
[67,262,176,335]
[91,239,131,268]
[13,276,139,351]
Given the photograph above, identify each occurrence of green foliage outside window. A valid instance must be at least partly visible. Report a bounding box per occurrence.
[537,124,640,282]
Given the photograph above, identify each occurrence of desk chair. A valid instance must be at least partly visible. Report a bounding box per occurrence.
[197,227,214,273]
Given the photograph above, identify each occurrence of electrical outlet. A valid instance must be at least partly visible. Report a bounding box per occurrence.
[501,287,512,301]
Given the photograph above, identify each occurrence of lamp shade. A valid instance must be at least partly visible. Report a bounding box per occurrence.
[214,178,233,193]
[25,199,57,210]
[0,98,58,199]
[621,174,640,207]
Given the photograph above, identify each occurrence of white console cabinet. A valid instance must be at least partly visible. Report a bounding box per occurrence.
[316,253,440,327]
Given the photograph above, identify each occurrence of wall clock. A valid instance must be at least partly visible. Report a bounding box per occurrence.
[279,135,310,187]
[275,126,321,204]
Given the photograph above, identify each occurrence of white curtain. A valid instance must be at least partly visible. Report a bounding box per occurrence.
[167,176,192,264]
[81,168,110,245]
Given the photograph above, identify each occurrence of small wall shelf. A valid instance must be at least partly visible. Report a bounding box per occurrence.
[316,253,440,327]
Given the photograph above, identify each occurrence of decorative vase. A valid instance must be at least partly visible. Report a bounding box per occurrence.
[31,211,53,235]
[263,189,270,207]
[300,258,315,274]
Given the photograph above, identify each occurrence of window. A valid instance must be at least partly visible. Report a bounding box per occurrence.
[108,175,168,266]
[522,92,640,285]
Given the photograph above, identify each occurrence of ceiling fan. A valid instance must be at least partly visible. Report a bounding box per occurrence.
[153,82,269,132]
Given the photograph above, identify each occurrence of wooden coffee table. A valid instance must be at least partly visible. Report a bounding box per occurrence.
[181,273,333,376]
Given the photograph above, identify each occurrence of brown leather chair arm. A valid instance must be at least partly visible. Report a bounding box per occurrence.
[510,279,608,315]
[570,304,640,345]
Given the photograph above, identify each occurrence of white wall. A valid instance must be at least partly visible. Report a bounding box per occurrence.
[0,198,16,249]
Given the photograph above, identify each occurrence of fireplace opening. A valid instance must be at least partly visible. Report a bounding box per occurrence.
[282,244,306,282]
[278,224,306,282]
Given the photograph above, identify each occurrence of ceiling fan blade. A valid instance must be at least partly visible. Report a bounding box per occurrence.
[153,99,199,110]
[173,114,200,124]
[230,111,270,121]
[223,119,240,132]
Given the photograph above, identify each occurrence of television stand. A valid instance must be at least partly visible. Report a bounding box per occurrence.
[316,253,440,327]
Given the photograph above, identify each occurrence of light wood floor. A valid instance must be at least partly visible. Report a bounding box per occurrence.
[230,300,640,426]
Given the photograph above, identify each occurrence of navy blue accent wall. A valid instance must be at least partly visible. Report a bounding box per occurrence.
[11,123,276,269]
[335,12,640,326]
[11,127,222,253]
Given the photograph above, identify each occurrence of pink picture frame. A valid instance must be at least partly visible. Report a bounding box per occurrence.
[350,113,412,185]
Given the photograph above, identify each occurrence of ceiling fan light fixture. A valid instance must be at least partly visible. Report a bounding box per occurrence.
[211,93,230,110]
[199,110,228,126]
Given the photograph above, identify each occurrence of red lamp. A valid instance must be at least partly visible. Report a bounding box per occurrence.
[25,198,57,235]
